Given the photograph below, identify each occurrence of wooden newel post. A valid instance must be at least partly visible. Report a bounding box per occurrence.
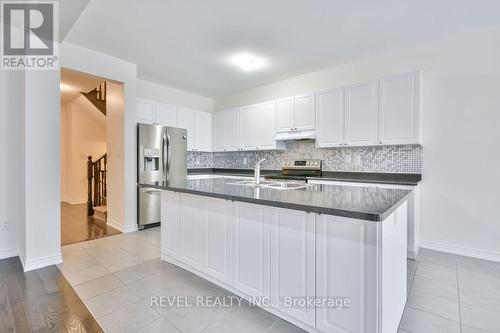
[87,156,94,216]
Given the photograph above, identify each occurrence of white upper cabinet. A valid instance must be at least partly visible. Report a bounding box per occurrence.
[155,102,177,127]
[177,107,195,151]
[216,103,282,152]
[212,111,226,152]
[276,95,315,135]
[136,98,156,124]
[258,101,278,149]
[137,99,212,151]
[138,71,420,152]
[194,111,212,152]
[276,97,295,133]
[345,81,379,146]
[294,94,315,131]
[240,105,259,150]
[379,72,420,145]
[316,88,344,147]
[177,108,212,152]
[225,108,241,151]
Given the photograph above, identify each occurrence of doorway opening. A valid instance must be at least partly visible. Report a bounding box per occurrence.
[60,68,121,245]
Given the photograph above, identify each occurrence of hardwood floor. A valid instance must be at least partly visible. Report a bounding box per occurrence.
[0,257,103,333]
[61,202,120,246]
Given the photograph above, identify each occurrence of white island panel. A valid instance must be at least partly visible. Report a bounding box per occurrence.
[160,190,408,333]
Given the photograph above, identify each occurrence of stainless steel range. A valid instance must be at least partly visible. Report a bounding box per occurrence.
[265,159,322,181]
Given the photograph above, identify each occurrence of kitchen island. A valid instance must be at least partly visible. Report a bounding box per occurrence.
[153,178,410,333]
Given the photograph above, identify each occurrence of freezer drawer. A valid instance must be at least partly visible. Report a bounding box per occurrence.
[138,187,161,228]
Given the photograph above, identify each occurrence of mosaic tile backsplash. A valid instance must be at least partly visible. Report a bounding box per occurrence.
[188,141,422,174]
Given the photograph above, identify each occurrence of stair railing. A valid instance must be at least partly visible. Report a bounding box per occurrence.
[87,154,107,216]
[81,81,107,116]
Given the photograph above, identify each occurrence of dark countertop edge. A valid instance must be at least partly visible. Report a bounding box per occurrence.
[139,183,411,222]
[306,176,420,186]
[188,168,422,186]
[379,192,412,220]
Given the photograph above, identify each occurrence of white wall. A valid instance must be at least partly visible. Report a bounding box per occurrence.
[138,79,213,112]
[61,97,107,204]
[106,81,126,231]
[22,69,62,271]
[61,42,138,233]
[215,25,500,261]
[0,69,25,260]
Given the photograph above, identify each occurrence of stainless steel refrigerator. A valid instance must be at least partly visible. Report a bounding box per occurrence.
[137,123,187,229]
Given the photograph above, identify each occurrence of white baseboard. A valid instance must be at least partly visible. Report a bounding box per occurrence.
[107,218,138,233]
[0,247,18,260]
[22,253,63,272]
[18,250,26,268]
[420,240,500,263]
[407,249,418,260]
[61,198,87,205]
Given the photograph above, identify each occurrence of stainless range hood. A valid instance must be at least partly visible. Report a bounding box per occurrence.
[275,130,316,141]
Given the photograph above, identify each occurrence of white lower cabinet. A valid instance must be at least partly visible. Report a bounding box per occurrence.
[179,193,204,270]
[316,215,379,333]
[270,208,315,326]
[204,197,232,285]
[232,202,271,297]
[161,191,181,259]
[161,192,408,333]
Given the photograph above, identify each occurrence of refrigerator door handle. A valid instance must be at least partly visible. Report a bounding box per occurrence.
[162,132,167,178]
[166,134,172,178]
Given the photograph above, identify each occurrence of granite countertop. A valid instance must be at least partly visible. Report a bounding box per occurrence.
[140,178,411,222]
[187,168,422,186]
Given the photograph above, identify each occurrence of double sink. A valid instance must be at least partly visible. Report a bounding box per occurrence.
[230,180,311,190]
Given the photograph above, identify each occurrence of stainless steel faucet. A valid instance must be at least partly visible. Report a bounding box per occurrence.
[254,159,266,185]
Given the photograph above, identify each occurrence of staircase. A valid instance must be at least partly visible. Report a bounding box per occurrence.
[93,206,107,223]
[87,154,107,222]
[84,81,108,221]
[81,82,106,116]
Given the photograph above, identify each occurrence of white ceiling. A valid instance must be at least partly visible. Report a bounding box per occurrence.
[65,0,500,97]
[59,0,90,40]
[60,68,105,105]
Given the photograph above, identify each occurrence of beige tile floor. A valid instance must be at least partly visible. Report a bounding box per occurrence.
[59,228,500,333]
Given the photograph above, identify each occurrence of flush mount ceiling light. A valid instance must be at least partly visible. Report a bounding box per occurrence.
[231,53,265,71]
